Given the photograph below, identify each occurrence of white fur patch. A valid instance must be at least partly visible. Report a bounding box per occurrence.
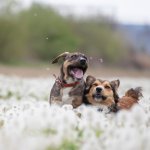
[61,77,76,105]
[61,87,73,105]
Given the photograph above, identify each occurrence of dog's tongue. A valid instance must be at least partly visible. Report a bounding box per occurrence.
[71,68,83,79]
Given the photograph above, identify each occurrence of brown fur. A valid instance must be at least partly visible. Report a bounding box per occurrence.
[50,52,88,108]
[83,75,120,110]
[117,87,143,110]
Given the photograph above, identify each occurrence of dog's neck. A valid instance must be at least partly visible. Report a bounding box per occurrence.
[57,75,80,88]
[58,65,81,87]
[66,77,75,83]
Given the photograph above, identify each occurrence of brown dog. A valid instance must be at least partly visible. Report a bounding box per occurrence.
[83,75,120,111]
[50,52,88,108]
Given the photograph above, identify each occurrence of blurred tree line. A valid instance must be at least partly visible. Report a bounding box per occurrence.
[0,1,132,65]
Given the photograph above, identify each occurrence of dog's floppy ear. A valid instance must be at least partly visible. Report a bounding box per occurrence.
[52,52,69,64]
[85,75,96,90]
[110,79,120,91]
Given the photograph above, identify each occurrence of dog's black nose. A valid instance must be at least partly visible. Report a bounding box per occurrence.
[96,87,102,93]
[80,58,86,65]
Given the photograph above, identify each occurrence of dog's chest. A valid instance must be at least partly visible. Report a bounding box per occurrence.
[62,87,73,104]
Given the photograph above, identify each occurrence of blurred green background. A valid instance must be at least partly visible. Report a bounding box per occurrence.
[0,0,150,73]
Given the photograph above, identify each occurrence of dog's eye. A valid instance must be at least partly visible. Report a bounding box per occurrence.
[93,83,98,86]
[105,85,111,89]
[71,55,77,59]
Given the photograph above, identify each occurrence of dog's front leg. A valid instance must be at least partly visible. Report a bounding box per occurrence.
[50,96,62,106]
[50,81,62,106]
[72,96,83,108]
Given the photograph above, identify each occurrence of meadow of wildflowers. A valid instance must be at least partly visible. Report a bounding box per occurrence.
[0,75,150,150]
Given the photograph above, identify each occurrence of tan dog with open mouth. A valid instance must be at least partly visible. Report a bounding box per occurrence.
[50,52,88,108]
[83,75,120,111]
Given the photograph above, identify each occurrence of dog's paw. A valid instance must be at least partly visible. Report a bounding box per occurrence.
[108,104,119,113]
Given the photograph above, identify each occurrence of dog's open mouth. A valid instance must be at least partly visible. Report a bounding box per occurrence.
[93,94,107,101]
[70,67,84,79]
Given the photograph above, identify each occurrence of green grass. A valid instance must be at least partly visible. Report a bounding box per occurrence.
[46,139,79,150]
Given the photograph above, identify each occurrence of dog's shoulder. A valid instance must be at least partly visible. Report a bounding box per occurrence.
[70,79,85,96]
[50,78,62,98]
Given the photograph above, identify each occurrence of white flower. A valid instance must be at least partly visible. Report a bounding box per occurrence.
[0,75,150,150]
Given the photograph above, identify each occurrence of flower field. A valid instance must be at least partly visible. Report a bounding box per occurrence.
[0,75,150,150]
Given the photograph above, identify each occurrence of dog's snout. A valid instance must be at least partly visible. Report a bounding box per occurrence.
[80,58,86,65]
[96,87,102,93]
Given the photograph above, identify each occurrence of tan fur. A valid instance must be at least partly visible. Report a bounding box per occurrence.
[63,60,72,81]
[86,95,114,107]
[85,79,118,107]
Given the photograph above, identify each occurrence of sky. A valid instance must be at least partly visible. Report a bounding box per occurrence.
[22,0,150,24]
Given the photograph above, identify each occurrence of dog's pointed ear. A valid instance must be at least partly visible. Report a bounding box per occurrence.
[85,75,96,90]
[110,79,120,90]
[52,52,69,64]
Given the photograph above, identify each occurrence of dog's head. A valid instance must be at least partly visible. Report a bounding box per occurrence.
[84,75,120,107]
[52,52,88,81]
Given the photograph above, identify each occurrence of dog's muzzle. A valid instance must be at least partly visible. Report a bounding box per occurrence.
[96,87,102,93]
[93,87,107,101]
[69,57,88,80]
[80,58,86,66]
